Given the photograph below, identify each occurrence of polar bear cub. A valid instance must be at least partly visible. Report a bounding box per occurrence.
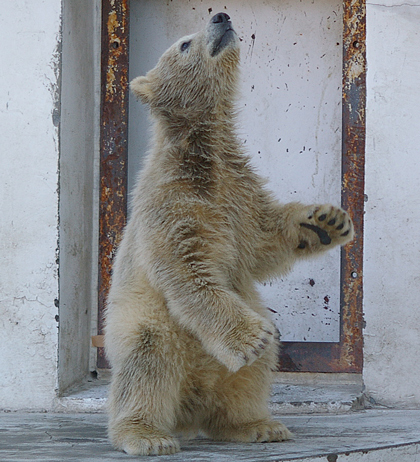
[105,12,354,456]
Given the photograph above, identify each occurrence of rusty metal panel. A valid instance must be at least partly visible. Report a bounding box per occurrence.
[339,0,366,373]
[278,0,366,373]
[97,0,130,369]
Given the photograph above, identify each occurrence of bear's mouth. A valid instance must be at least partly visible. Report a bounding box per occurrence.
[210,28,236,57]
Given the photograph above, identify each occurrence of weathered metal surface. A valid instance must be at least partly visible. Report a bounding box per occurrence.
[97,0,130,369]
[278,0,366,373]
[339,0,366,373]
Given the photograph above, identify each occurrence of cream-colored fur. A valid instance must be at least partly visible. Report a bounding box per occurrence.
[105,13,353,456]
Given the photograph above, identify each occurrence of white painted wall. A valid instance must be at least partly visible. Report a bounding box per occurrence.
[0,0,99,410]
[0,0,61,409]
[58,0,101,395]
[363,0,420,407]
[0,0,419,410]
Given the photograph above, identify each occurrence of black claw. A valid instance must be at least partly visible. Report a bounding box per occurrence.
[327,218,336,226]
[300,223,332,245]
[297,241,307,249]
[318,214,327,221]
[336,222,344,230]
[341,229,350,237]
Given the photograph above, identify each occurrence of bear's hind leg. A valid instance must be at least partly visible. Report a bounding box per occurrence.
[208,417,292,443]
[109,415,180,456]
[202,360,292,443]
[107,322,184,456]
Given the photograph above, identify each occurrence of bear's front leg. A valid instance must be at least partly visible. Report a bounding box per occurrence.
[282,203,354,255]
[167,288,277,373]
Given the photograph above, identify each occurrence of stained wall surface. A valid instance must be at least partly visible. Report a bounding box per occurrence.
[58,0,100,395]
[0,0,61,409]
[0,0,420,410]
[363,0,420,407]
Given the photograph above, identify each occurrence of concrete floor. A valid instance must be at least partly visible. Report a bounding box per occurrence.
[1,410,420,462]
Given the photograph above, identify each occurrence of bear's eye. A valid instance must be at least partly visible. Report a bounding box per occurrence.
[180,41,191,52]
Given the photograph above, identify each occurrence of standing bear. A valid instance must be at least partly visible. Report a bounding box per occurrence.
[105,13,354,456]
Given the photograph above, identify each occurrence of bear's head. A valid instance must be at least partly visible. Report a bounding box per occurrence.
[131,13,240,122]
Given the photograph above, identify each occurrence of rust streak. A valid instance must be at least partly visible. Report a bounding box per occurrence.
[339,0,366,373]
[98,0,130,369]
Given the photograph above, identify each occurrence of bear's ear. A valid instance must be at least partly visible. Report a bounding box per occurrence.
[130,75,154,105]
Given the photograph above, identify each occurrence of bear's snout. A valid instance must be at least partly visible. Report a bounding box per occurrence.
[207,12,237,57]
[211,12,231,24]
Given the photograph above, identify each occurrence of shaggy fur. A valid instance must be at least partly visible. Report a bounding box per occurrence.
[105,13,354,456]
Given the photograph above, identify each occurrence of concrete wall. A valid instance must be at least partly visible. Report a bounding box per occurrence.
[58,0,100,394]
[0,0,99,410]
[0,0,419,410]
[363,0,420,407]
[0,0,61,409]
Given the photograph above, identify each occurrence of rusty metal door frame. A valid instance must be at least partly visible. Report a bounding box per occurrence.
[97,0,130,368]
[97,0,366,372]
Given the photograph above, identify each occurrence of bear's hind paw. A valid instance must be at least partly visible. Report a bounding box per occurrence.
[212,419,292,443]
[120,434,180,456]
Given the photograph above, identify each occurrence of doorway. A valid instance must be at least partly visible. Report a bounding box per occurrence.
[98,0,365,372]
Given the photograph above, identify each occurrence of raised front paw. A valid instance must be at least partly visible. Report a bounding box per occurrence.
[298,204,354,250]
[212,315,276,373]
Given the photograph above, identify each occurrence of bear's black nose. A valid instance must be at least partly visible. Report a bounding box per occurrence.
[211,13,231,24]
